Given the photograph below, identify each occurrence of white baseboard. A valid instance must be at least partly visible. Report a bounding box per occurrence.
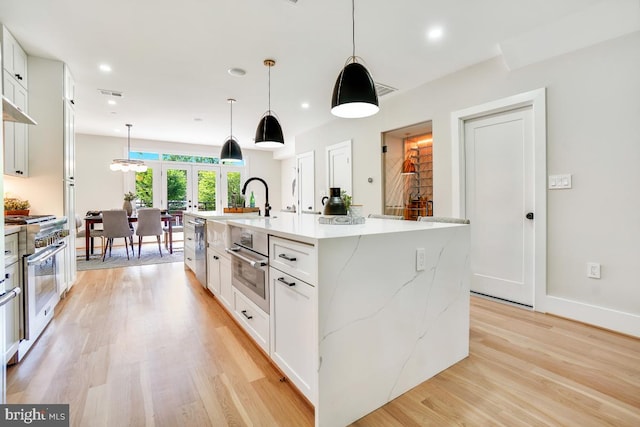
[540,295,640,337]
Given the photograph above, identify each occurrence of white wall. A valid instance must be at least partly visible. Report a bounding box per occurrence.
[75,133,281,225]
[285,32,640,335]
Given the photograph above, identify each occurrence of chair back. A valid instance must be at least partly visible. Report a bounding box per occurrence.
[136,208,163,236]
[417,216,470,224]
[368,214,404,220]
[102,210,134,238]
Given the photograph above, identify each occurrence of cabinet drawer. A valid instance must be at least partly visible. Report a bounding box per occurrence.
[233,290,269,352]
[184,246,196,271]
[270,236,316,285]
[4,232,19,265]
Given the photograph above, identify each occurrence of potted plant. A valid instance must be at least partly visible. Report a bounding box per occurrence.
[123,192,136,216]
[4,197,30,216]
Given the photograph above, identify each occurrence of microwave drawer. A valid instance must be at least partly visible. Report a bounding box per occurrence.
[269,236,316,285]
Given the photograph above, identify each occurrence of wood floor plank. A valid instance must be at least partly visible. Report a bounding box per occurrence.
[6,263,639,427]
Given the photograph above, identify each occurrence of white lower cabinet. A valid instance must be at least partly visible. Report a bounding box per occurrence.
[207,248,233,310]
[4,260,20,363]
[207,249,221,295]
[233,289,269,352]
[270,267,316,403]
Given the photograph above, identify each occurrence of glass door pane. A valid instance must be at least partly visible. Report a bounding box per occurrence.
[135,168,154,208]
[195,168,217,211]
[163,166,190,212]
[226,170,242,207]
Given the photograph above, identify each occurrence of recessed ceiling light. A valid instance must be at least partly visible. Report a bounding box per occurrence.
[108,99,117,105]
[114,129,120,132]
[99,64,112,72]
[228,68,246,77]
[427,27,443,41]
[301,102,310,109]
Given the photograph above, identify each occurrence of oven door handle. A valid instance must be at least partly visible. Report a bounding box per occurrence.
[26,242,68,265]
[225,247,268,268]
[0,286,21,308]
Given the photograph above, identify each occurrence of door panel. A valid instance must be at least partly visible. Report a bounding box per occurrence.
[465,107,534,306]
[297,151,315,212]
[326,141,352,196]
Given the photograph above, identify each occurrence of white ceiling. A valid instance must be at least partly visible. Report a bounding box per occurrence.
[0,0,625,152]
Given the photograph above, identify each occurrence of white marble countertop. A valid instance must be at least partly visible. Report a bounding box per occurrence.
[226,211,466,243]
[182,211,261,220]
[4,225,23,235]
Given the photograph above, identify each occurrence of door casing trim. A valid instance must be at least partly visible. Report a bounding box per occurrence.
[451,88,547,310]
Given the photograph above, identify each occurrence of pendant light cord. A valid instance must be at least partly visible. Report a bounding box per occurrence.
[126,123,132,161]
[268,63,272,113]
[352,0,356,59]
[230,100,233,138]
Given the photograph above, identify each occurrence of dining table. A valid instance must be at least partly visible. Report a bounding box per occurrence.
[84,212,175,260]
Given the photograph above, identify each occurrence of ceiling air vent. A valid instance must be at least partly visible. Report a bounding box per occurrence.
[98,89,123,97]
[375,82,397,97]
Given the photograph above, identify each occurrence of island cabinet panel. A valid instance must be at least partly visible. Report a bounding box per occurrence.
[270,236,316,286]
[207,247,233,310]
[233,289,269,352]
[207,249,221,295]
[270,267,317,403]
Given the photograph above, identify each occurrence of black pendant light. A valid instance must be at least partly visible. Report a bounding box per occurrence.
[255,59,285,148]
[331,0,379,118]
[220,98,243,163]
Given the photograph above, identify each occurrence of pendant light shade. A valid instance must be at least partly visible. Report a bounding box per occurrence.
[255,59,285,147]
[220,98,243,163]
[331,61,379,118]
[110,124,148,172]
[331,0,379,118]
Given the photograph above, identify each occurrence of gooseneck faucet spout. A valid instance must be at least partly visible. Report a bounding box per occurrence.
[241,177,271,217]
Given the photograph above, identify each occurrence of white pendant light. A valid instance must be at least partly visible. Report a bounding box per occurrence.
[255,59,285,148]
[110,124,148,172]
[331,0,379,118]
[220,98,243,163]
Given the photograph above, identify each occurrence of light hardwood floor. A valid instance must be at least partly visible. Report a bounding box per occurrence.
[7,262,640,426]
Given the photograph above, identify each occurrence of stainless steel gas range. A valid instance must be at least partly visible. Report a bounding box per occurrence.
[5,215,69,362]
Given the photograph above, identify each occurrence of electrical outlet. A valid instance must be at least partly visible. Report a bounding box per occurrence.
[416,248,426,271]
[587,262,601,279]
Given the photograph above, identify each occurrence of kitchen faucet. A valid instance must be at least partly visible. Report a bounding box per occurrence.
[242,177,271,217]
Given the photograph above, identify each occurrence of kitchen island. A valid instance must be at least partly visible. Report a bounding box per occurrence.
[225,212,470,427]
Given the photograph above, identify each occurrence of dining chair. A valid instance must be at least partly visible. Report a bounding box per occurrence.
[102,209,135,261]
[367,214,404,220]
[136,208,163,258]
[163,211,184,250]
[75,215,105,255]
[417,216,470,224]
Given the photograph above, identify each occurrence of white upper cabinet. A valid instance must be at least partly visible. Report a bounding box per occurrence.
[3,69,29,176]
[2,26,28,90]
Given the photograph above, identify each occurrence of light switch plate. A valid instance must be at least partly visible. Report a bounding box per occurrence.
[587,262,601,279]
[549,174,572,189]
[416,248,426,271]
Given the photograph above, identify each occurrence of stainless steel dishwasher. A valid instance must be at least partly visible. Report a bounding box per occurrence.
[185,215,206,287]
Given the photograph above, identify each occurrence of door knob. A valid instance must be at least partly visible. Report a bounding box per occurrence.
[526,212,534,220]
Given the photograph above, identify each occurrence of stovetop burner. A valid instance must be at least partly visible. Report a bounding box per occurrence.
[4,214,57,225]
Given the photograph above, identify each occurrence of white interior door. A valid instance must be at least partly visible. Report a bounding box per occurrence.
[326,140,352,196]
[297,151,315,213]
[465,107,534,306]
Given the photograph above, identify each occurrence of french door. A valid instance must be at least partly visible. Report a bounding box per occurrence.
[161,164,219,212]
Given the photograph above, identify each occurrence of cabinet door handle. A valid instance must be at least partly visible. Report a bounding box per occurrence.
[277,277,296,287]
[15,74,22,80]
[241,310,253,320]
[213,255,219,260]
[278,253,297,262]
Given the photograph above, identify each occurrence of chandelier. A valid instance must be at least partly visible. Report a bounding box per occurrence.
[110,123,148,172]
